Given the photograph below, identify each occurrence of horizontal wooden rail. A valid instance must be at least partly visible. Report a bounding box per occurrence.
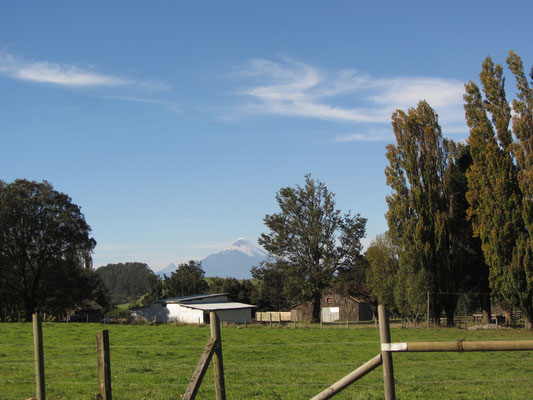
[183,338,217,400]
[311,354,382,400]
[381,340,533,352]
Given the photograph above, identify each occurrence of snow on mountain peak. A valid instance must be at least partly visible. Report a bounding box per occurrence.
[224,238,268,257]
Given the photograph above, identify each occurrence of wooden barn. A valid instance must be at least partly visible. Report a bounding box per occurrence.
[66,300,104,322]
[289,292,373,322]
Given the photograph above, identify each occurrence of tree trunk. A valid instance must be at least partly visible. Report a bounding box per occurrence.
[445,308,455,327]
[526,308,533,330]
[505,310,512,326]
[481,294,491,325]
[311,294,321,323]
[25,305,34,322]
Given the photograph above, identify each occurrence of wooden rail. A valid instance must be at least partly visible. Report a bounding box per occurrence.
[183,311,226,400]
[310,354,382,400]
[381,340,533,352]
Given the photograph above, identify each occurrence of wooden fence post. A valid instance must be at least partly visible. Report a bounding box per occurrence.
[426,291,430,328]
[33,313,46,400]
[378,305,396,400]
[97,330,112,400]
[210,311,226,400]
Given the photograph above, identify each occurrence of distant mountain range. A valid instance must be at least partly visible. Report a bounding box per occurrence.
[156,262,177,278]
[156,238,269,279]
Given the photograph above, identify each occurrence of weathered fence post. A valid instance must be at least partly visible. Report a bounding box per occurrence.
[96,330,112,400]
[378,305,396,400]
[33,313,46,400]
[270,313,272,329]
[210,311,226,400]
[427,291,430,328]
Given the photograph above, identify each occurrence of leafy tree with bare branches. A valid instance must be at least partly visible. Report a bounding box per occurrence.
[258,175,366,322]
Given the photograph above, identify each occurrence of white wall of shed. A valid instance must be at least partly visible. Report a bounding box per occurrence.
[214,308,252,324]
[167,304,205,324]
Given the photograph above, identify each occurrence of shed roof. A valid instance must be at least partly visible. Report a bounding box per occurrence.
[179,302,255,311]
[69,300,103,311]
[155,293,228,304]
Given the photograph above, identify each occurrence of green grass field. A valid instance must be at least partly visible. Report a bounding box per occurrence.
[1,322,533,399]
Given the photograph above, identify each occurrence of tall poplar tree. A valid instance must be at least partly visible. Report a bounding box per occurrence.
[385,101,484,324]
[464,51,533,326]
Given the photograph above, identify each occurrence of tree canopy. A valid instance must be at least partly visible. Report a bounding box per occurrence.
[96,262,157,305]
[464,51,533,326]
[0,179,100,321]
[163,260,209,298]
[257,175,366,322]
[385,101,487,324]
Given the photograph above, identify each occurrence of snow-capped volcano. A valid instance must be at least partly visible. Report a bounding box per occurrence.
[201,238,269,279]
[220,238,268,258]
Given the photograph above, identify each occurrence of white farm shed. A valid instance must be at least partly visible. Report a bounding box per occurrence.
[131,294,255,324]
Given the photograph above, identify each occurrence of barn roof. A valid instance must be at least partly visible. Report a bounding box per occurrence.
[155,293,228,304]
[179,302,255,311]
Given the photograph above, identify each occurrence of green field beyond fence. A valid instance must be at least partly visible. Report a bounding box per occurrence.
[1,323,533,399]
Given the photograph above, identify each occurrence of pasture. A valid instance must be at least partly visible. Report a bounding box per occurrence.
[1,322,533,399]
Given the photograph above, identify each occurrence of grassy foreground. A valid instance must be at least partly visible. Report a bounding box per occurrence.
[1,322,533,399]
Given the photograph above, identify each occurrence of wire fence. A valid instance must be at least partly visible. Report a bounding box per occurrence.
[1,322,532,399]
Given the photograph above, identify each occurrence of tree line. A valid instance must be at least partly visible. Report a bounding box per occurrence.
[1,51,530,326]
[367,51,533,326]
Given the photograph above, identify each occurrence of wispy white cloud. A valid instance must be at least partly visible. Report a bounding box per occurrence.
[236,57,467,139]
[334,128,394,143]
[98,95,182,113]
[0,51,170,91]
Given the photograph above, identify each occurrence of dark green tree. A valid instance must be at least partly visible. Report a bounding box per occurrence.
[464,51,533,327]
[207,277,253,303]
[385,101,484,325]
[96,262,156,305]
[258,175,366,322]
[250,260,303,311]
[0,179,97,321]
[144,273,163,306]
[365,233,398,310]
[163,260,208,298]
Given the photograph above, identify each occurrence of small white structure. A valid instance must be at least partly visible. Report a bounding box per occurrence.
[131,293,255,324]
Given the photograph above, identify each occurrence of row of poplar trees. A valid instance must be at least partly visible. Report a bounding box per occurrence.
[374,51,533,327]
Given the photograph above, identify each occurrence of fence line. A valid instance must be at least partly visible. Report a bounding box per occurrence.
[3,316,533,400]
[2,355,529,369]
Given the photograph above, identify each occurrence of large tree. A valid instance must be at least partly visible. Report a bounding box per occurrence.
[163,260,209,298]
[257,175,366,322]
[464,51,533,327]
[385,101,486,325]
[0,179,97,321]
[96,262,157,305]
[365,233,398,311]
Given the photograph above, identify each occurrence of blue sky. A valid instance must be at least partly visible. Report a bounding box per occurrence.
[1,1,532,272]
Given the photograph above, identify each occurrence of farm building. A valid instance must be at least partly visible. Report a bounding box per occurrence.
[288,293,373,322]
[130,293,255,324]
[66,300,104,322]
